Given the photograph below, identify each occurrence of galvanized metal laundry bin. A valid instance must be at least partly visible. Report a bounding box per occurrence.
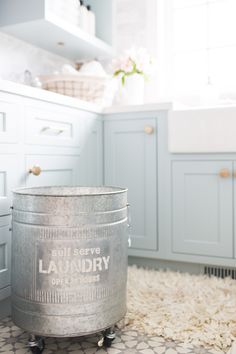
[12,186,128,350]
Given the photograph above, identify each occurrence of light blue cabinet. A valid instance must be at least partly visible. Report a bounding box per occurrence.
[0,154,24,216]
[0,0,113,60]
[0,91,103,314]
[0,216,11,291]
[104,118,157,250]
[78,119,103,186]
[172,161,233,258]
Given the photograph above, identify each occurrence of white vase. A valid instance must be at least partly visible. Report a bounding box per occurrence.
[116,73,145,106]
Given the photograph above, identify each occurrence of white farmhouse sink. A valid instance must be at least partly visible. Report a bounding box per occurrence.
[169,106,236,153]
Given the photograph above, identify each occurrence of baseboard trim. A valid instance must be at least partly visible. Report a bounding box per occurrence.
[128,256,205,274]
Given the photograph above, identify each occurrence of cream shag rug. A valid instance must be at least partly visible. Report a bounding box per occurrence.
[124,266,236,352]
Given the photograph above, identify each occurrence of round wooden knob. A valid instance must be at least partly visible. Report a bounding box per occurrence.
[29,166,41,176]
[144,125,154,135]
[219,168,230,178]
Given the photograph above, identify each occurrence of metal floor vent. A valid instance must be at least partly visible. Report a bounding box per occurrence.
[204,266,236,279]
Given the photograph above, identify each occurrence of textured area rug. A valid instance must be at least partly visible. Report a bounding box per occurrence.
[125,266,236,352]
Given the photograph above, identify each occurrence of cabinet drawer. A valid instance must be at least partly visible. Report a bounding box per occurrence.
[0,154,24,216]
[0,216,11,290]
[25,106,82,148]
[25,155,79,187]
[0,100,21,144]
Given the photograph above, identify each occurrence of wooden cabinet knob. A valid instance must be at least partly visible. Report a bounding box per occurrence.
[144,125,154,135]
[29,166,41,176]
[219,168,230,178]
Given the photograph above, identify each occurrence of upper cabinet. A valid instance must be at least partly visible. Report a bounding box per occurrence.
[0,0,113,60]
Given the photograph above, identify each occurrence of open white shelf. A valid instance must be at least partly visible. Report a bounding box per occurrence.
[0,0,113,60]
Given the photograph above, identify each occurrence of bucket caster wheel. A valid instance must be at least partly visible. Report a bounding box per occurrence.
[97,328,116,348]
[28,335,45,353]
[30,347,44,354]
[104,335,115,348]
[97,336,104,347]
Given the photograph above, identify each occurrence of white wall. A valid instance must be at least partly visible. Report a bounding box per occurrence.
[114,0,157,54]
[113,0,161,102]
[0,32,71,83]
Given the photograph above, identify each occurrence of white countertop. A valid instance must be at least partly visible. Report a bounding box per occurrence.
[0,79,171,114]
[103,102,172,114]
[3,80,236,153]
[0,79,103,113]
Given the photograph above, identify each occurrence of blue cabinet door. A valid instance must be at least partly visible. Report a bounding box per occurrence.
[0,154,24,216]
[105,118,157,250]
[0,216,11,291]
[79,119,103,186]
[172,161,233,258]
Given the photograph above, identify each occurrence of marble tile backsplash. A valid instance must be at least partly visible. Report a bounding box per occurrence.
[114,0,157,55]
[0,32,71,83]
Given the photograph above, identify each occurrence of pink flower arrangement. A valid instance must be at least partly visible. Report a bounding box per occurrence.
[112,47,153,85]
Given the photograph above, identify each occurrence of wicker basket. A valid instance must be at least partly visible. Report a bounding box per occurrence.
[40,75,112,105]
